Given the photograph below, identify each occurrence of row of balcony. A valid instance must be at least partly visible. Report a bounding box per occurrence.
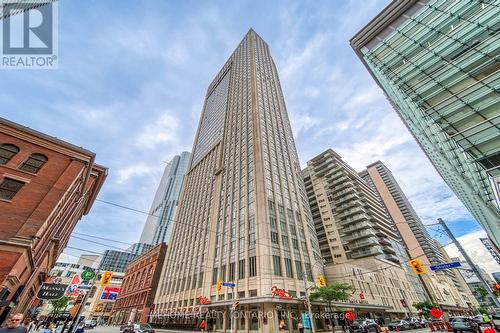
[342,229,377,242]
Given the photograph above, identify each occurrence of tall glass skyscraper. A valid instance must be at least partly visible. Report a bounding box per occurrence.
[153,29,323,330]
[350,0,500,247]
[139,152,191,245]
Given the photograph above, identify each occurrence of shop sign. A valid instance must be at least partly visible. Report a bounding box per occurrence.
[197,295,211,305]
[271,286,292,299]
[345,311,356,321]
[37,283,68,300]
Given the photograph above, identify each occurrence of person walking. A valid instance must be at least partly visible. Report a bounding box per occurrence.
[199,320,206,332]
[0,314,28,333]
[298,321,304,333]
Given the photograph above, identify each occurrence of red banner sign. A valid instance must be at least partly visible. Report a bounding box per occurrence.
[345,311,356,321]
[430,308,443,319]
[197,295,211,305]
[271,286,292,299]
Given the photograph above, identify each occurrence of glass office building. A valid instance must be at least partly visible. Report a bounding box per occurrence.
[351,0,500,247]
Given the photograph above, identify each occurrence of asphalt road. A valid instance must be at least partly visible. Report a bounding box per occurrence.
[88,326,435,333]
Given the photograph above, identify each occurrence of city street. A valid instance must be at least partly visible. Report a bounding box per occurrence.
[88,326,437,333]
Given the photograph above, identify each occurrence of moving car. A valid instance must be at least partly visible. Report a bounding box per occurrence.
[387,320,410,331]
[450,317,479,333]
[349,319,381,333]
[122,323,155,333]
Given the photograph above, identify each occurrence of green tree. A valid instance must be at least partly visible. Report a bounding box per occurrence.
[474,287,488,301]
[413,300,437,316]
[309,283,355,333]
[49,296,72,318]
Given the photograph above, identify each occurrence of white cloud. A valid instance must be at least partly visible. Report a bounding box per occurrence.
[444,230,500,276]
[117,163,160,184]
[135,113,180,149]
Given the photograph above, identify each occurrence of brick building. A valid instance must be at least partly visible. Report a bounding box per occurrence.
[0,117,107,323]
[111,243,167,324]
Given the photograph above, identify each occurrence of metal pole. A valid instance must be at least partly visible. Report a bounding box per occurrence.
[69,268,100,333]
[437,218,500,308]
[303,275,316,333]
[230,286,234,333]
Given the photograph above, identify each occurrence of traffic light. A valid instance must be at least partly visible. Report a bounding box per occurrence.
[100,271,113,286]
[408,259,426,275]
[494,284,500,292]
[302,299,309,309]
[216,280,222,292]
[317,275,326,287]
[232,301,240,310]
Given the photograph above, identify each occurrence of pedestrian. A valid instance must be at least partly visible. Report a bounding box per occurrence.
[298,321,304,333]
[26,320,35,332]
[43,323,54,333]
[279,319,287,333]
[199,320,206,332]
[0,313,28,333]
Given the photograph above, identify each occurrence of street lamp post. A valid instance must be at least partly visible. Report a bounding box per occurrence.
[302,259,326,333]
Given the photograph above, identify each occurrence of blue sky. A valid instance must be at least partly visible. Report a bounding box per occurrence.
[1,0,495,271]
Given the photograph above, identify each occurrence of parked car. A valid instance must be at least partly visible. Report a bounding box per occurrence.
[471,315,484,325]
[420,318,428,327]
[84,320,97,329]
[450,317,479,333]
[387,320,410,331]
[403,318,422,329]
[122,323,155,333]
[491,314,500,331]
[349,319,381,333]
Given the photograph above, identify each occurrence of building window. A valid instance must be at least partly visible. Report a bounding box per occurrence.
[19,153,48,174]
[272,255,282,276]
[238,259,245,279]
[271,231,279,244]
[0,144,19,165]
[284,258,294,278]
[0,178,25,200]
[248,256,257,277]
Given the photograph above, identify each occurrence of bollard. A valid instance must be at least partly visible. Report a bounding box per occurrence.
[428,323,435,332]
[396,326,399,332]
[445,322,452,332]
[384,328,388,333]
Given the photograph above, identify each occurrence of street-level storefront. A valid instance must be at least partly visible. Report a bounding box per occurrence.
[150,296,394,333]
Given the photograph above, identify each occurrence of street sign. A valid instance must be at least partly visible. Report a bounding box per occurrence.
[222,282,236,288]
[37,283,68,300]
[81,270,95,281]
[430,262,461,271]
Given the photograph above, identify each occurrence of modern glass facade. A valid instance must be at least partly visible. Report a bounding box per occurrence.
[139,152,191,245]
[351,0,500,247]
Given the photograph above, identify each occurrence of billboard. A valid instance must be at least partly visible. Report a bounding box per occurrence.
[100,286,120,300]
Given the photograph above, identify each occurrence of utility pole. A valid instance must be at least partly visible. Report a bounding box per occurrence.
[437,218,500,308]
[302,275,316,333]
